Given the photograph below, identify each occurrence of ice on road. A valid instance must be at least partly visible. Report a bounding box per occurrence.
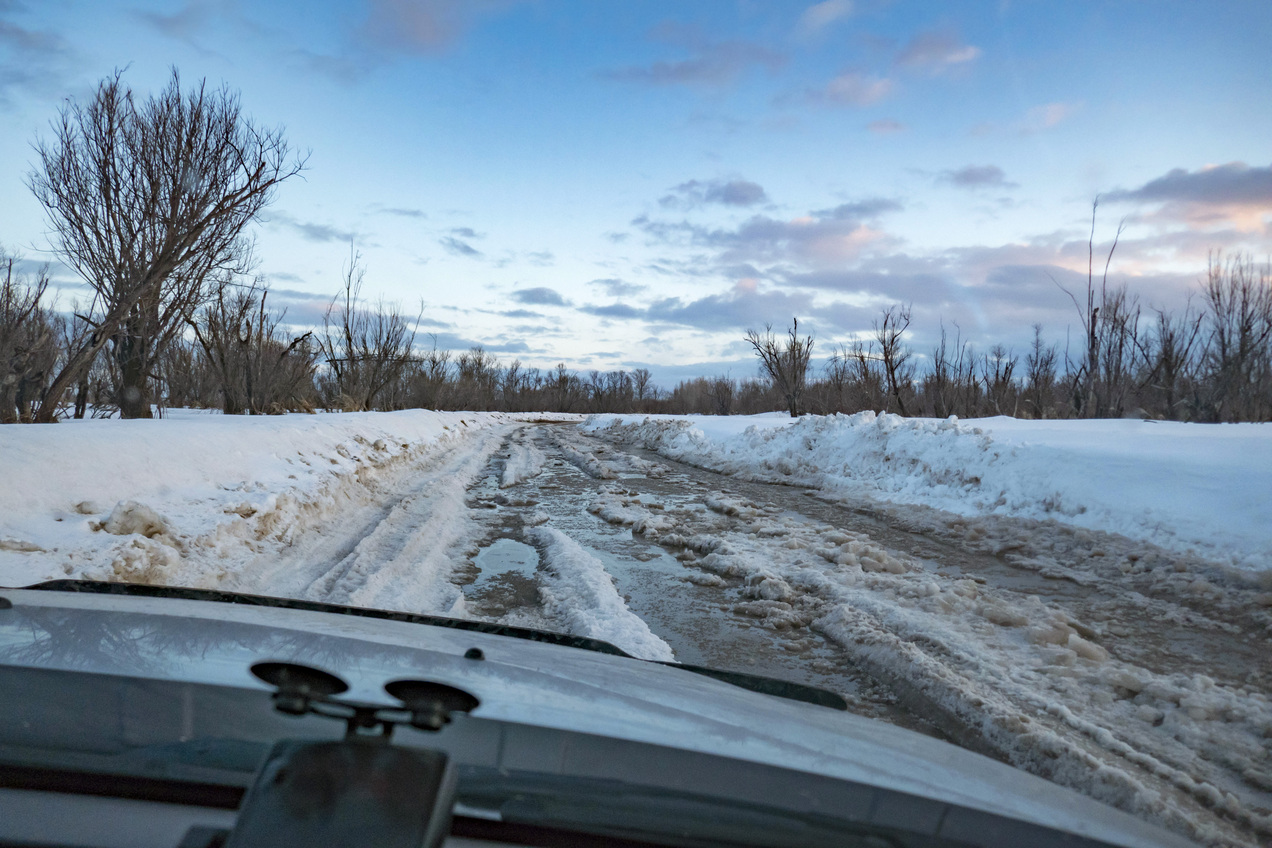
[526,524,675,661]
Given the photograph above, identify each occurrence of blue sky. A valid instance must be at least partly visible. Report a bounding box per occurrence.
[2,0,1271,385]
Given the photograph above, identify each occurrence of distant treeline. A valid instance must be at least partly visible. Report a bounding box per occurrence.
[7,69,1268,425]
[3,250,1270,423]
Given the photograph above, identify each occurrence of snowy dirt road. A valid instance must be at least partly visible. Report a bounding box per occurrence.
[443,423,1267,848]
[4,415,1267,847]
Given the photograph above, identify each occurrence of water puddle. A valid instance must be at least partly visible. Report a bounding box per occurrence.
[464,538,541,616]
[475,538,539,578]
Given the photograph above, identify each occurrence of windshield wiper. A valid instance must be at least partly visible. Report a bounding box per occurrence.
[655,662,847,711]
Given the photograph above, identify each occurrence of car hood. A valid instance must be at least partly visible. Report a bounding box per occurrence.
[0,582,1194,848]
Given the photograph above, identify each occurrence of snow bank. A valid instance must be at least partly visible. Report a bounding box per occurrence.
[526,525,675,662]
[0,411,515,588]
[583,412,1272,572]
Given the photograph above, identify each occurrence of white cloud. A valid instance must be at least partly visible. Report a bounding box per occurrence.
[818,71,894,107]
[796,0,853,37]
[896,31,981,73]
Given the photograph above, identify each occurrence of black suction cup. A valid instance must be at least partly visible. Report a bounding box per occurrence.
[252,662,350,715]
[384,680,480,731]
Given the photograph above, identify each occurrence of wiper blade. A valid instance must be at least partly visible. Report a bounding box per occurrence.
[656,662,847,711]
[17,579,632,657]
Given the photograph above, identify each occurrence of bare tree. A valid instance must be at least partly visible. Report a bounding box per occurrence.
[874,305,915,416]
[632,367,654,410]
[1054,197,1137,418]
[745,318,814,417]
[26,68,304,421]
[1198,252,1272,422]
[190,275,316,414]
[547,363,585,413]
[1139,302,1202,420]
[454,347,500,410]
[0,253,60,423]
[158,334,210,410]
[500,359,526,411]
[823,344,852,411]
[924,322,976,418]
[980,344,1019,416]
[406,339,451,409]
[319,248,418,411]
[848,340,887,412]
[707,376,736,415]
[1023,324,1059,419]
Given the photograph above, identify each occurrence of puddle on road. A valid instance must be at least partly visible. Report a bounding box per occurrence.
[475,538,539,579]
[463,538,541,617]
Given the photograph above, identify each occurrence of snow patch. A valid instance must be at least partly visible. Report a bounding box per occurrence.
[500,440,547,488]
[97,501,170,538]
[0,410,520,592]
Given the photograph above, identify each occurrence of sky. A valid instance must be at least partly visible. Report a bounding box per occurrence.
[1,0,1270,386]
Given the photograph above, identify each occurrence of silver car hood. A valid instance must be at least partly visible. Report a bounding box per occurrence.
[0,583,1193,848]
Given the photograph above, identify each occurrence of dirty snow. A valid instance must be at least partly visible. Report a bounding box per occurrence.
[584,478,1272,846]
[582,412,1272,573]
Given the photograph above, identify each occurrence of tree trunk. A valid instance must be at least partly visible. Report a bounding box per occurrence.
[114,320,152,419]
[32,331,113,423]
[73,377,89,419]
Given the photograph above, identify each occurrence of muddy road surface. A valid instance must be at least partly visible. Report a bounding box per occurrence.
[212,419,1270,847]
[440,422,1270,848]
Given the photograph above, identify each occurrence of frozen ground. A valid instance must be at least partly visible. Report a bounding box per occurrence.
[1,410,1270,846]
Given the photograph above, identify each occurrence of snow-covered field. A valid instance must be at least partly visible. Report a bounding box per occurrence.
[583,412,1272,576]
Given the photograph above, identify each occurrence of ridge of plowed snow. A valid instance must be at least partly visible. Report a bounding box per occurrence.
[526,524,675,661]
[501,438,547,488]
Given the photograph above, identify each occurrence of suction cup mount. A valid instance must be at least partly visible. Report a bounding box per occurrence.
[250,661,480,739]
[385,680,481,731]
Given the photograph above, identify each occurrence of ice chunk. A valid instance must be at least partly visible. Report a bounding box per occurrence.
[99,501,169,538]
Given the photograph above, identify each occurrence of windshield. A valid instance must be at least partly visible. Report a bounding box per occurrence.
[0,3,1269,848]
